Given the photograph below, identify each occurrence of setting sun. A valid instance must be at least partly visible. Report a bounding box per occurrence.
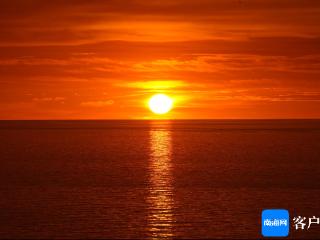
[148,94,173,115]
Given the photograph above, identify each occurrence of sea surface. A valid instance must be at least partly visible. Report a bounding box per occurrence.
[0,120,319,239]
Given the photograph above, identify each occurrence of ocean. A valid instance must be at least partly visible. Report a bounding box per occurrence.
[0,120,319,239]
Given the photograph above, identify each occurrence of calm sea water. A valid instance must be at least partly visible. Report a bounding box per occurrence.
[0,120,319,239]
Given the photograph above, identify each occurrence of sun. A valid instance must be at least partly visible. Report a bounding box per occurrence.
[148,94,173,114]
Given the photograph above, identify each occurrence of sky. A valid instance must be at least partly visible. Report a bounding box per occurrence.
[1,0,320,119]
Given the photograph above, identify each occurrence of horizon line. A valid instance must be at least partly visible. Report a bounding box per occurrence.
[1,118,320,121]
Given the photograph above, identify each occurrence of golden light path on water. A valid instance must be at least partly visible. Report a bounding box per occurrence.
[147,124,174,239]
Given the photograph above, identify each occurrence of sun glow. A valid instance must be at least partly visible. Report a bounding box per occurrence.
[148,94,173,114]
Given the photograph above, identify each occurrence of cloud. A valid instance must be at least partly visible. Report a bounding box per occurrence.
[132,54,320,73]
[32,97,65,102]
[81,100,114,107]
[0,1,320,45]
[116,80,189,89]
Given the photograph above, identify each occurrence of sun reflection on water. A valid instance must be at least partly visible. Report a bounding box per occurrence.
[147,125,174,239]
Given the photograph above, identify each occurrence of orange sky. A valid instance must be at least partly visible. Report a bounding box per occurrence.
[1,0,320,119]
